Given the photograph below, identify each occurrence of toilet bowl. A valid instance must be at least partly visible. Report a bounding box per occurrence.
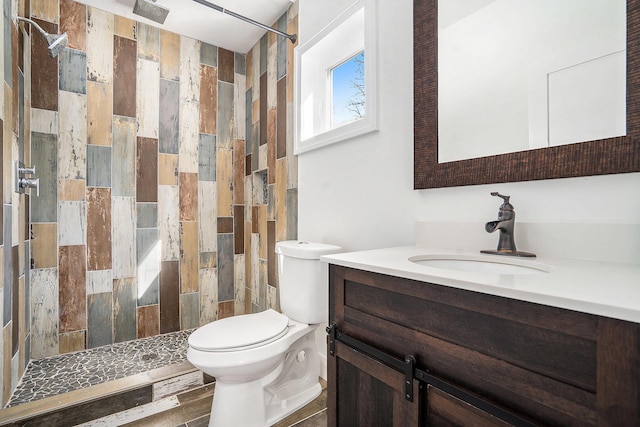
[187,241,342,427]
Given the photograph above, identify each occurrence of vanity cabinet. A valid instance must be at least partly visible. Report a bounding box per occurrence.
[327,265,640,426]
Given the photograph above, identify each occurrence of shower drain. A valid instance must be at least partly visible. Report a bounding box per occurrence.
[141,353,159,361]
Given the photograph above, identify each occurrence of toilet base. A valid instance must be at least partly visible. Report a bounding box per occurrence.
[207,331,321,427]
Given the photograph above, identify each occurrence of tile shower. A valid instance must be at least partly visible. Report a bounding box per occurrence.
[1,0,299,407]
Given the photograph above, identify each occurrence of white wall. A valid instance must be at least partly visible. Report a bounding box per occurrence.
[297,0,640,254]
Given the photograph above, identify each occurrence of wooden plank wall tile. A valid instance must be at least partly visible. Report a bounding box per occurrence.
[136,228,160,306]
[160,260,180,333]
[217,234,234,301]
[61,0,86,51]
[58,91,87,180]
[112,116,136,196]
[87,269,113,295]
[137,23,160,61]
[30,19,58,110]
[233,139,245,203]
[86,7,114,84]
[216,148,233,216]
[137,202,158,228]
[137,137,158,202]
[137,305,160,339]
[114,15,136,39]
[259,72,267,146]
[31,0,59,22]
[218,300,234,319]
[59,179,85,201]
[198,133,216,182]
[267,108,276,183]
[179,173,198,221]
[234,72,246,140]
[217,82,234,149]
[234,255,246,315]
[199,267,217,325]
[179,37,200,174]
[267,42,277,111]
[180,221,198,294]
[87,81,113,146]
[86,145,111,187]
[31,223,57,268]
[198,181,216,253]
[59,245,87,333]
[112,196,136,279]
[57,201,86,246]
[180,293,199,330]
[234,205,244,254]
[277,77,287,159]
[59,330,85,354]
[277,15,288,80]
[86,187,112,271]
[160,30,180,81]
[159,79,180,154]
[59,49,87,94]
[29,131,56,221]
[158,153,178,185]
[113,35,136,116]
[218,48,234,84]
[267,220,276,287]
[87,292,113,348]
[199,65,217,135]
[158,185,179,261]
[113,277,137,343]
[137,58,160,138]
[29,268,58,358]
[201,42,217,67]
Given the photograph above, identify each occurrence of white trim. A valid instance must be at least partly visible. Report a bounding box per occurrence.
[294,0,378,154]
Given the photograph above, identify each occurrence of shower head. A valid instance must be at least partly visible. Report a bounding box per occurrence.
[45,32,68,57]
[133,0,170,24]
[16,17,68,58]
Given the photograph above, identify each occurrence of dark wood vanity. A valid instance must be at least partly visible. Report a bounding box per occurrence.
[327,264,640,426]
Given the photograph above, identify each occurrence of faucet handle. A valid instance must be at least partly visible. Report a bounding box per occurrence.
[490,192,513,210]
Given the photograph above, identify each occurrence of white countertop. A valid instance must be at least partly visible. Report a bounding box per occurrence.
[321,246,640,324]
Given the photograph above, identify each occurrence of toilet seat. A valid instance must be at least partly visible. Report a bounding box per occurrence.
[188,309,290,352]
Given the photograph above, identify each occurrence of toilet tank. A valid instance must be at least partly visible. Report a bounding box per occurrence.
[275,241,342,324]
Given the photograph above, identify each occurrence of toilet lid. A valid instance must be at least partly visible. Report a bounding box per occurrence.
[188,309,290,352]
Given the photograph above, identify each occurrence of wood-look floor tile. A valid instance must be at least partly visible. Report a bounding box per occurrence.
[122,385,213,427]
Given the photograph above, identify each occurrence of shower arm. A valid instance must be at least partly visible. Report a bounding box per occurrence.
[190,0,297,44]
[15,16,49,40]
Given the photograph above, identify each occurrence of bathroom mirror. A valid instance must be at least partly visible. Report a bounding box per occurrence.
[414,0,640,189]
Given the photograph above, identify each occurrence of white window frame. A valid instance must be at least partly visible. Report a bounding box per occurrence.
[294,0,377,154]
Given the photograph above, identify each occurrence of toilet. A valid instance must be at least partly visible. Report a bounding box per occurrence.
[187,240,342,427]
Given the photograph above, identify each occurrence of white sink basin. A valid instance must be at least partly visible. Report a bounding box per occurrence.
[409,254,550,275]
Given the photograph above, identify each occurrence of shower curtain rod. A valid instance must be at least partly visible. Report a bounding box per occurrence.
[190,0,297,44]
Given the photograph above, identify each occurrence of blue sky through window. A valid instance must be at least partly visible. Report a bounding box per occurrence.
[331,51,365,128]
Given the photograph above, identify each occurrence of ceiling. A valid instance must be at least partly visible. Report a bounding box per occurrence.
[75,0,295,53]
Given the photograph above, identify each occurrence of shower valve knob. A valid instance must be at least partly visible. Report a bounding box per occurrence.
[19,178,39,197]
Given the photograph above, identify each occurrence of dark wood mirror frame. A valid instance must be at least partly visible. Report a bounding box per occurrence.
[414,0,640,189]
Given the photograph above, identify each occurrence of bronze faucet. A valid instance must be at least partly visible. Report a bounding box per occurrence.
[481,192,536,258]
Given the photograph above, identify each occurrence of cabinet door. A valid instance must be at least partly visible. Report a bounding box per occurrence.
[424,385,512,427]
[328,340,420,427]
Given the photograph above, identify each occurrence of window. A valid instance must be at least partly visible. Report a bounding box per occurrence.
[331,51,365,128]
[294,0,377,154]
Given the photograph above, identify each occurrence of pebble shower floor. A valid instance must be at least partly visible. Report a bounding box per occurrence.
[6,330,192,407]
